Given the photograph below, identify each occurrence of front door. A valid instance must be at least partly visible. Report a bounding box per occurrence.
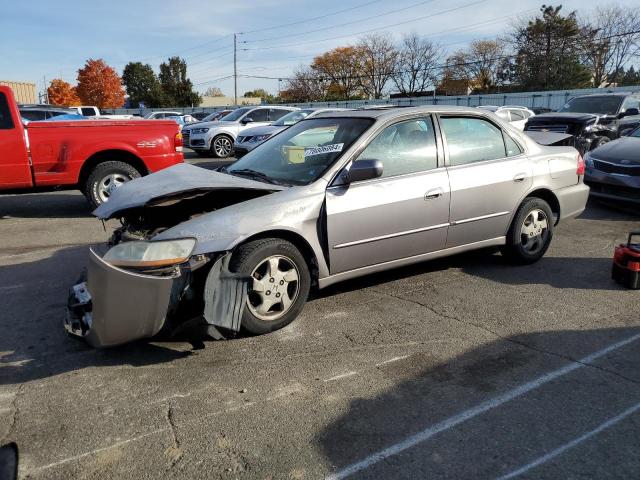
[0,91,32,189]
[438,115,533,248]
[326,117,450,274]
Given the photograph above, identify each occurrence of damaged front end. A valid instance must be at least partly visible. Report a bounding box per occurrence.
[65,164,283,348]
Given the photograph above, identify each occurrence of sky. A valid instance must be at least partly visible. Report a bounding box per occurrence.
[0,0,635,98]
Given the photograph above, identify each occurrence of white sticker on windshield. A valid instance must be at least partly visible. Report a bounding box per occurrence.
[304,143,344,157]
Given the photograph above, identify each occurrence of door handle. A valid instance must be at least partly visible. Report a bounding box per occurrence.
[424,188,444,200]
[513,173,527,183]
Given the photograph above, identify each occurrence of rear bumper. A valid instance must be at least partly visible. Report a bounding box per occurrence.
[555,182,590,221]
[65,248,178,348]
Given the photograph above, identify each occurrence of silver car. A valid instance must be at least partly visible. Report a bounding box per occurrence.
[234,108,344,157]
[65,106,589,347]
[182,105,298,158]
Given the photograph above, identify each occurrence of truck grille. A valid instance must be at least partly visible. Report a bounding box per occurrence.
[182,130,190,146]
[593,160,640,176]
[526,124,569,133]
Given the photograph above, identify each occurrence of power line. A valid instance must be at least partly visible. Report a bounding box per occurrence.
[239,0,387,35]
[241,0,488,51]
[242,0,437,44]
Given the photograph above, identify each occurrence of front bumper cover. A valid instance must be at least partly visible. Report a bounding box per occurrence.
[65,248,178,348]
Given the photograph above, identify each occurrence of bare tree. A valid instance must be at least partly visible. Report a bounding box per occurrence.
[204,86,224,97]
[583,5,640,86]
[357,33,398,99]
[281,66,327,102]
[391,33,442,96]
[456,39,509,91]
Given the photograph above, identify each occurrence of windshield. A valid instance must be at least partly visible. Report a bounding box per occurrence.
[219,107,251,122]
[273,109,314,126]
[630,127,640,138]
[226,117,374,186]
[558,96,623,115]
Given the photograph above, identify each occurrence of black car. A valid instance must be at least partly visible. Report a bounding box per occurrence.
[19,104,74,121]
[584,127,640,205]
[524,93,640,154]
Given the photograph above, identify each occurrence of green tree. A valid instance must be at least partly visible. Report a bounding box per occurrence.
[122,62,166,107]
[511,5,592,90]
[159,57,201,106]
[620,66,640,86]
[243,88,277,103]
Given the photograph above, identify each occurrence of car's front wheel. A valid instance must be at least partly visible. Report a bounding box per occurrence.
[501,197,554,264]
[210,135,234,158]
[229,238,311,335]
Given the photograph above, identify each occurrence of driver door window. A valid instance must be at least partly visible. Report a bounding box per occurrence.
[248,109,269,122]
[356,117,438,178]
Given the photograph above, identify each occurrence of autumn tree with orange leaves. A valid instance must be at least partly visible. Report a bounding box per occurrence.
[76,59,125,108]
[47,79,81,106]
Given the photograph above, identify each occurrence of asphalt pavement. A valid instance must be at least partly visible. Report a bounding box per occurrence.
[1,153,639,479]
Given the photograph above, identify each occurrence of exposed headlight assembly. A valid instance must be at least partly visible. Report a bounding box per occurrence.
[103,239,196,268]
[191,128,210,134]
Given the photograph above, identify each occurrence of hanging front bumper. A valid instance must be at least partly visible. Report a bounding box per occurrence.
[64,248,178,348]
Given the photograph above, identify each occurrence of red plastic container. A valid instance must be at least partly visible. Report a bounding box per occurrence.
[612,231,640,289]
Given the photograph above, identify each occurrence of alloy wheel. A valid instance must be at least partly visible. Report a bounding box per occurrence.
[520,209,549,255]
[214,136,233,157]
[248,255,300,321]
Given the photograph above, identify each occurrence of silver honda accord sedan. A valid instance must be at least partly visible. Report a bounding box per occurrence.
[65,106,589,347]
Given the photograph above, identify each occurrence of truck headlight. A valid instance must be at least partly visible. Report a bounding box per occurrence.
[103,239,196,268]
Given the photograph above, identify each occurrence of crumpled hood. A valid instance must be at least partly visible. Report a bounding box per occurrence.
[93,163,285,219]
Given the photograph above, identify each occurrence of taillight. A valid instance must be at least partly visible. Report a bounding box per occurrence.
[576,154,585,175]
[174,132,183,152]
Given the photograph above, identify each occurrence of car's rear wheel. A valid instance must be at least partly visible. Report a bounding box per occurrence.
[229,238,310,335]
[210,135,234,158]
[83,161,142,208]
[501,197,554,264]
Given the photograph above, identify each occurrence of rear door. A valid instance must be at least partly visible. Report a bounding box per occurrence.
[326,116,450,274]
[439,114,532,248]
[0,90,32,189]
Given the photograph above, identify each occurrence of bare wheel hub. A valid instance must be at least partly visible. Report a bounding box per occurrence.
[520,208,549,254]
[248,255,300,321]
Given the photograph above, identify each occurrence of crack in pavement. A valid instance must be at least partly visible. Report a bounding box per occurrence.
[375,289,640,388]
[165,403,183,468]
[5,385,23,441]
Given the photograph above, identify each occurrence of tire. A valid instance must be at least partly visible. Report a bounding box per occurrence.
[210,135,234,158]
[229,238,311,335]
[83,161,141,208]
[590,136,610,151]
[501,197,554,265]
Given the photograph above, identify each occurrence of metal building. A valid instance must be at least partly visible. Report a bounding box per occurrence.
[0,81,37,104]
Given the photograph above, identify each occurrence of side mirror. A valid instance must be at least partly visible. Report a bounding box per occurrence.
[346,159,383,183]
[0,443,18,480]
[620,108,639,118]
[241,117,254,124]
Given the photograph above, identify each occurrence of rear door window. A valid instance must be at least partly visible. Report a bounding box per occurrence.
[269,109,291,121]
[0,93,14,129]
[440,116,507,166]
[81,107,96,116]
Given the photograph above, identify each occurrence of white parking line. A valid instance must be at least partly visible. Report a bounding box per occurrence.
[325,332,640,480]
[376,355,409,367]
[497,401,640,479]
[324,371,358,382]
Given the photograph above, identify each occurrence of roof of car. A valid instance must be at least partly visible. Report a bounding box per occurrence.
[312,105,493,120]
[573,92,639,98]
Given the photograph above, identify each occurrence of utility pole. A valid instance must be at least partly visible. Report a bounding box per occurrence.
[233,33,237,106]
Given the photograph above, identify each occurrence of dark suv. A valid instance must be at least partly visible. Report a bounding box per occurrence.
[524,93,640,154]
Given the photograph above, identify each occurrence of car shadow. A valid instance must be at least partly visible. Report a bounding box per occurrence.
[315,326,640,478]
[580,198,640,220]
[0,193,92,219]
[315,248,624,298]
[0,246,192,386]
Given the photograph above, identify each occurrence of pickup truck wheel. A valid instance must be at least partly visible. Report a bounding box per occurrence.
[84,161,141,208]
[501,197,554,265]
[210,135,233,158]
[229,238,311,335]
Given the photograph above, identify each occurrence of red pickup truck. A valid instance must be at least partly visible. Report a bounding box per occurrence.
[0,86,184,207]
